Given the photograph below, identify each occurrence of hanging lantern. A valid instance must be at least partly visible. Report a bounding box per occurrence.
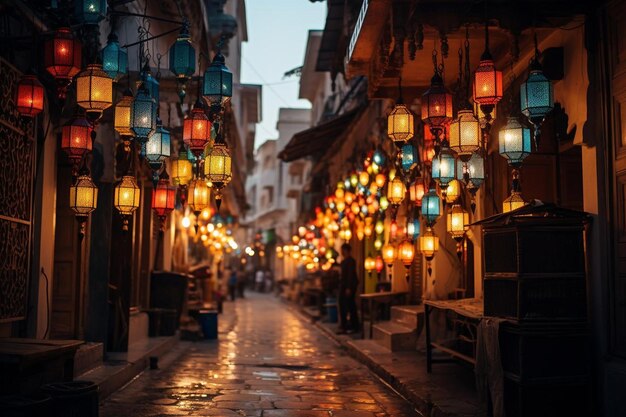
[187,178,211,214]
[521,51,554,146]
[457,152,485,189]
[75,0,107,24]
[204,140,232,188]
[101,32,128,80]
[16,75,44,117]
[139,63,160,103]
[364,256,377,274]
[44,28,81,97]
[75,64,113,122]
[503,191,526,213]
[203,51,233,106]
[421,140,436,166]
[143,117,171,172]
[447,204,469,240]
[358,171,370,187]
[375,220,384,235]
[169,22,196,80]
[398,240,415,268]
[445,179,461,204]
[407,215,420,241]
[432,146,457,188]
[421,71,453,136]
[375,173,386,188]
[409,179,426,206]
[419,227,439,262]
[449,110,481,159]
[374,238,383,251]
[375,256,384,275]
[401,143,418,172]
[499,117,532,166]
[114,175,141,230]
[387,103,414,143]
[387,176,406,206]
[70,174,98,217]
[152,176,176,229]
[170,148,193,185]
[421,188,441,226]
[114,89,134,137]
[183,100,212,155]
[373,149,385,166]
[61,115,92,164]
[379,196,390,212]
[364,218,374,237]
[131,82,158,142]
[473,25,503,122]
[382,243,397,267]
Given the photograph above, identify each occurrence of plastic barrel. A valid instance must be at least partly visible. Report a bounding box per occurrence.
[198,310,218,339]
[0,395,50,417]
[41,380,98,417]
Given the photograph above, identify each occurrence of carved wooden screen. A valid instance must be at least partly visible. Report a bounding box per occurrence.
[0,58,35,322]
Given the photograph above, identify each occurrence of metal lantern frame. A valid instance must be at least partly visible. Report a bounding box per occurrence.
[169,22,196,80]
[203,51,233,107]
[70,174,98,216]
[171,149,193,186]
[388,103,415,143]
[44,27,82,81]
[499,116,532,166]
[101,32,128,80]
[447,204,469,240]
[449,109,481,159]
[204,139,232,188]
[130,82,158,142]
[457,152,485,189]
[152,177,176,221]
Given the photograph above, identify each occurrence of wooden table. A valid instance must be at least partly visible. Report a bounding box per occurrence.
[424,298,483,372]
[359,291,408,338]
[0,338,83,394]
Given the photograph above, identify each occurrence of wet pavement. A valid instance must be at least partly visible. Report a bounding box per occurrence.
[100,293,421,417]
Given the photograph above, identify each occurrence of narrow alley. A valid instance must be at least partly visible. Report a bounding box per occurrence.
[100,294,420,417]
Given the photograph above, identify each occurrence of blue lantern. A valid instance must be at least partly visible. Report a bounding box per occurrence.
[401,143,417,172]
[457,152,485,189]
[131,83,157,142]
[203,51,233,106]
[101,33,128,80]
[169,23,196,79]
[499,117,532,166]
[143,117,171,171]
[407,216,421,241]
[520,58,554,121]
[138,63,160,103]
[75,0,106,24]
[432,146,457,187]
[421,189,441,226]
[373,149,385,166]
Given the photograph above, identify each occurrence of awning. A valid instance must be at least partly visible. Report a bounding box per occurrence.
[277,105,366,163]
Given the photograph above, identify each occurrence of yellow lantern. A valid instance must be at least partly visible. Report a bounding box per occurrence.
[359,171,370,187]
[114,89,134,137]
[375,173,386,188]
[114,175,140,230]
[387,103,415,143]
[187,178,211,214]
[503,191,525,213]
[171,151,193,186]
[356,222,365,241]
[447,204,469,240]
[375,219,384,235]
[76,63,113,122]
[445,179,461,204]
[398,240,415,268]
[382,243,397,266]
[449,109,481,158]
[345,192,355,205]
[364,256,376,274]
[335,187,345,200]
[387,176,406,206]
[418,227,439,260]
[70,174,98,217]
[374,238,383,251]
[204,142,232,187]
[351,201,361,216]
[364,218,373,237]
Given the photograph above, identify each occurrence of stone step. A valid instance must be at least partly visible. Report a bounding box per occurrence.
[73,342,103,377]
[372,321,417,352]
[390,305,425,331]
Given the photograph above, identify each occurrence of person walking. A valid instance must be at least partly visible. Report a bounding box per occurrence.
[227,268,238,301]
[337,243,359,334]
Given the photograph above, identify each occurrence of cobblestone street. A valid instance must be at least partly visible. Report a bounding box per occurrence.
[100,294,421,417]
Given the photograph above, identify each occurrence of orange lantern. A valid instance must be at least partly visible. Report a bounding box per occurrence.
[409,179,426,206]
[473,25,503,121]
[398,240,415,268]
[16,75,44,117]
[61,115,92,163]
[183,100,212,156]
[382,243,397,267]
[152,177,176,222]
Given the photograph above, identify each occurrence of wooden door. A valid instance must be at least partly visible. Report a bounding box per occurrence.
[51,163,85,339]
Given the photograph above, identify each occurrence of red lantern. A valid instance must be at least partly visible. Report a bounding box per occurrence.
[152,178,176,220]
[61,115,92,163]
[183,100,212,156]
[409,180,426,206]
[423,124,434,142]
[44,28,81,97]
[473,26,503,121]
[421,71,453,135]
[375,256,384,274]
[421,141,436,166]
[16,75,44,117]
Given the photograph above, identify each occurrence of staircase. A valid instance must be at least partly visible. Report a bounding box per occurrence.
[371,305,424,352]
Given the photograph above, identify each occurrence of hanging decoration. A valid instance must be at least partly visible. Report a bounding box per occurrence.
[203,50,233,107]
[69,170,98,239]
[419,227,439,276]
[61,115,93,169]
[204,132,232,209]
[183,99,212,156]
[421,52,453,140]
[16,75,44,117]
[75,63,113,123]
[130,82,158,143]
[143,117,171,183]
[421,188,441,226]
[44,27,82,98]
[473,22,503,125]
[75,0,107,24]
[101,32,128,80]
[114,175,141,231]
[152,170,177,231]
